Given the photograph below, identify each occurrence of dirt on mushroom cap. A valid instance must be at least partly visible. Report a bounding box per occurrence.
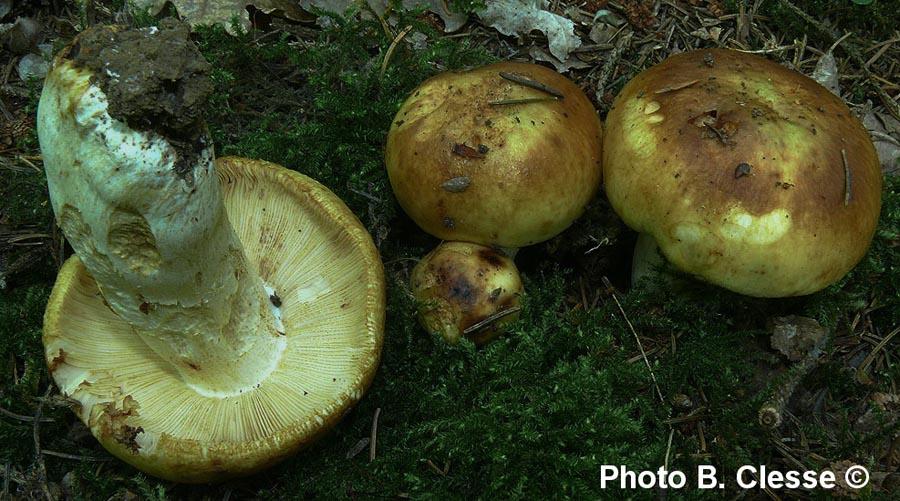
[61,19,212,181]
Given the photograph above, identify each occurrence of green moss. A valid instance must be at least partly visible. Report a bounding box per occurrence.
[197,12,494,229]
[3,5,899,499]
[763,0,896,55]
[0,285,51,465]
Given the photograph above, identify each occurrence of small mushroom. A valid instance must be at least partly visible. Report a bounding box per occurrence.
[38,23,385,482]
[411,242,523,345]
[603,49,882,297]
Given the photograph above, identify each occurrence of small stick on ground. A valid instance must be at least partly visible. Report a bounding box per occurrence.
[758,332,830,429]
[463,306,521,335]
[33,387,54,501]
[841,148,851,207]
[369,407,381,462]
[488,97,559,106]
[3,462,9,500]
[380,25,413,79]
[855,325,900,384]
[602,277,665,404]
[425,459,446,477]
[40,450,112,462]
[0,406,54,423]
[345,437,370,459]
[498,72,564,98]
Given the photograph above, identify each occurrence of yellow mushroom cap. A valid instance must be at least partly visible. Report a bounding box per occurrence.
[411,242,523,345]
[43,157,386,482]
[603,49,882,297]
[385,62,603,248]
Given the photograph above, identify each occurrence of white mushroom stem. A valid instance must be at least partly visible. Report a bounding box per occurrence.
[38,57,285,398]
[496,246,520,259]
[631,233,668,287]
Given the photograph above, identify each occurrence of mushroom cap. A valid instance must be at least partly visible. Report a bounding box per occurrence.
[603,49,882,297]
[43,157,386,483]
[411,242,523,344]
[385,62,603,248]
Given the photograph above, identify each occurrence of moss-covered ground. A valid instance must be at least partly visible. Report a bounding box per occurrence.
[1,0,899,499]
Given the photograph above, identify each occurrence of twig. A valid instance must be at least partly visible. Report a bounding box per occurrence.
[33,387,54,501]
[664,410,712,425]
[16,156,42,174]
[602,277,665,404]
[380,25,413,80]
[462,306,522,335]
[488,97,560,106]
[856,325,900,385]
[40,450,112,462]
[758,332,830,429]
[0,94,12,121]
[841,148,851,207]
[827,31,854,56]
[349,188,382,203]
[705,123,729,145]
[369,407,381,462]
[779,0,900,121]
[594,42,626,103]
[498,72,564,98]
[425,459,446,477]
[345,437,370,459]
[0,406,54,423]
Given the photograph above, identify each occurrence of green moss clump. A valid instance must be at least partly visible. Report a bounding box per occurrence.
[197,11,495,234]
[0,285,50,466]
[762,0,895,54]
[2,5,898,498]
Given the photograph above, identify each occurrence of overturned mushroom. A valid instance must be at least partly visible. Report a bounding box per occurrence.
[39,22,385,482]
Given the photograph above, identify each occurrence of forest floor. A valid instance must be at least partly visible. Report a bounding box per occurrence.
[1,0,899,499]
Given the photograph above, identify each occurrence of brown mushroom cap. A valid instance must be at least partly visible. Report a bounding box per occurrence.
[603,49,882,297]
[411,242,523,345]
[385,62,603,248]
[43,157,385,483]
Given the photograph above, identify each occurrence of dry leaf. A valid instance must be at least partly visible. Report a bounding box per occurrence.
[404,0,467,32]
[859,104,900,175]
[812,51,840,96]
[529,46,590,72]
[134,0,310,34]
[136,0,469,35]
[478,0,582,62]
[769,315,827,362]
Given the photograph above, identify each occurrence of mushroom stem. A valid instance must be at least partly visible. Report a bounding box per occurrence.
[37,24,285,397]
[496,246,520,259]
[630,233,668,287]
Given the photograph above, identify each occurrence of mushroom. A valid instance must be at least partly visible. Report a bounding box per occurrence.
[38,22,385,482]
[411,241,523,345]
[385,62,602,342]
[603,49,882,297]
[385,61,603,248]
